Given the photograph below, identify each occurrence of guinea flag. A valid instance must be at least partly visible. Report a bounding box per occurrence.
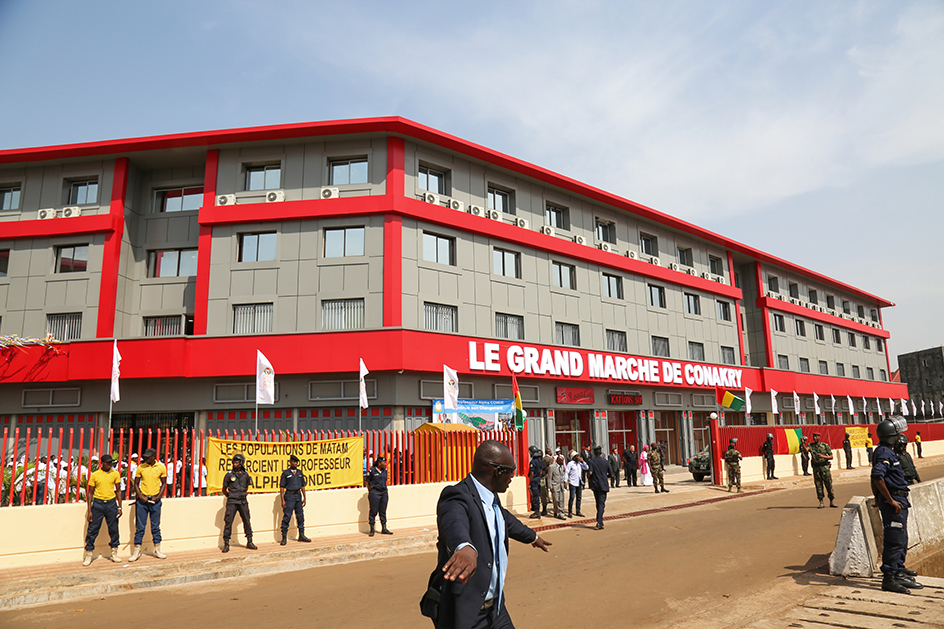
[715,387,745,411]
[512,374,525,430]
[777,428,803,454]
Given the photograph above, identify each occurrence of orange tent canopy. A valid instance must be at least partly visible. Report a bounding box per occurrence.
[413,421,477,433]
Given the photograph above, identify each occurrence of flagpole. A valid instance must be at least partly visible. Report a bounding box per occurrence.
[255,401,258,433]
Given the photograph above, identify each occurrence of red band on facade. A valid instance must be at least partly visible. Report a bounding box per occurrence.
[193,150,219,336]
[95,157,128,338]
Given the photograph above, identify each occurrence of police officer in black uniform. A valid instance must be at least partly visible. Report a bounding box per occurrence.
[222,453,256,553]
[762,433,777,479]
[367,455,392,537]
[528,446,544,519]
[872,417,923,594]
[279,454,311,545]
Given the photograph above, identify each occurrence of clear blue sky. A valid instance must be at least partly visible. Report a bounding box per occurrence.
[2,0,942,369]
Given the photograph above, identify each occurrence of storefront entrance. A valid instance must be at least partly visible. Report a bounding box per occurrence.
[607,411,638,453]
[554,409,592,455]
[654,411,678,466]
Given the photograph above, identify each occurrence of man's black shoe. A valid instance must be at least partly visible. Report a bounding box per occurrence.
[280,534,287,546]
[575,512,585,517]
[654,488,660,494]
[246,541,258,550]
[381,528,393,535]
[897,573,924,589]
[529,512,541,519]
[881,573,911,594]
[298,534,311,542]
[901,567,917,577]
[222,541,229,553]
[661,488,669,493]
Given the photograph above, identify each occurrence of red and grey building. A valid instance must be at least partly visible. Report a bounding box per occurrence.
[0,117,908,464]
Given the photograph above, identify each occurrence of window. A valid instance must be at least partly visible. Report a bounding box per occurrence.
[487,186,512,213]
[493,248,520,278]
[842,300,851,314]
[0,249,8,277]
[808,289,818,304]
[555,322,580,347]
[799,358,810,373]
[795,319,806,337]
[418,165,446,194]
[324,227,365,257]
[777,355,789,370]
[688,341,705,361]
[651,336,669,357]
[677,247,693,267]
[603,273,623,299]
[423,232,455,265]
[144,315,184,337]
[22,388,81,408]
[832,328,841,344]
[852,365,860,379]
[880,369,887,381]
[867,367,874,380]
[716,301,731,321]
[246,164,281,191]
[863,336,871,350]
[496,313,524,340]
[767,275,779,293]
[330,157,368,185]
[424,302,457,332]
[721,346,736,365]
[819,360,828,375]
[606,329,627,352]
[156,186,202,212]
[789,282,799,299]
[147,249,198,277]
[870,308,879,322]
[857,305,865,318]
[595,219,616,244]
[69,178,98,205]
[233,303,273,334]
[238,233,276,262]
[552,261,576,290]
[47,313,82,341]
[848,332,856,347]
[877,339,884,353]
[709,255,723,276]
[773,313,785,332]
[814,324,824,341]
[545,203,567,229]
[322,298,365,330]
[640,233,658,256]
[836,363,845,377]
[826,295,835,310]
[0,184,21,210]
[684,293,701,315]
[56,245,89,273]
[648,284,666,308]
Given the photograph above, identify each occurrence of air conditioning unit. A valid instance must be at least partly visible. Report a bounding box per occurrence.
[702,272,712,279]
[625,250,637,259]
[514,217,529,229]
[321,187,340,199]
[422,192,440,205]
[649,256,660,265]
[468,205,483,216]
[668,262,680,271]
[715,276,726,283]
[573,235,586,245]
[687,267,697,276]
[217,194,236,206]
[790,298,800,305]
[596,242,611,252]
[540,225,556,237]
[485,209,502,221]
[265,190,284,203]
[62,206,82,217]
[448,199,464,212]
[38,208,57,220]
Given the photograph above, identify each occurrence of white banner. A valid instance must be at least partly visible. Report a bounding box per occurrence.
[256,350,275,405]
[745,387,752,416]
[771,389,779,415]
[813,392,820,415]
[110,340,122,403]
[359,359,369,409]
[443,364,459,415]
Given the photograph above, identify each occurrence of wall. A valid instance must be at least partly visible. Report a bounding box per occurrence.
[0,476,528,569]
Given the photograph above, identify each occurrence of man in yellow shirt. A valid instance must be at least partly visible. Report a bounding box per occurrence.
[83,454,123,566]
[130,448,167,562]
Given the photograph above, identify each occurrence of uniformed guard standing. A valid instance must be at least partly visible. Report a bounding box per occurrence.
[799,436,811,476]
[648,442,668,493]
[807,432,836,508]
[279,455,311,545]
[528,446,544,519]
[367,456,392,537]
[221,453,256,553]
[723,438,742,493]
[842,433,854,469]
[872,417,923,594]
[895,436,921,485]
[761,434,777,480]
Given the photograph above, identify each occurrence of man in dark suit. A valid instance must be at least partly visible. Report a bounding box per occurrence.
[421,440,552,629]
[622,444,638,487]
[586,446,613,530]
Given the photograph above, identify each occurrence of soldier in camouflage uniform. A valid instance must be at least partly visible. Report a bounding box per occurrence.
[649,442,668,493]
[724,438,742,492]
[808,432,836,508]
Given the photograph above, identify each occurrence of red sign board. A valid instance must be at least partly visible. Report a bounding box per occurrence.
[556,387,594,404]
[609,393,642,405]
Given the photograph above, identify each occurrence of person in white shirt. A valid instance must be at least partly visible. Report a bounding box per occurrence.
[565,452,588,518]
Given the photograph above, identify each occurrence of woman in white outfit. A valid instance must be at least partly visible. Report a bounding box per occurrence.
[640,444,653,486]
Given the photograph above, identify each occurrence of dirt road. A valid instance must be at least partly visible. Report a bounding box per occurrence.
[4,462,942,629]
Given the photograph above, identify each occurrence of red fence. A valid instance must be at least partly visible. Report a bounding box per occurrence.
[0,426,518,507]
[717,422,944,457]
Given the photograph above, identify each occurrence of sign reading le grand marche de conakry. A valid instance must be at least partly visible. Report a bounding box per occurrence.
[207,437,361,494]
[468,341,744,389]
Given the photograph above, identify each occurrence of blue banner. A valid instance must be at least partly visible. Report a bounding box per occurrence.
[433,398,515,429]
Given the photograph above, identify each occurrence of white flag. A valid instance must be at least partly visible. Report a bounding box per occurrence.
[443,364,459,413]
[921,399,926,416]
[901,398,909,416]
[813,392,820,415]
[831,394,837,414]
[876,397,883,418]
[847,395,855,417]
[745,387,752,416]
[110,340,122,403]
[888,398,895,415]
[359,359,369,409]
[862,397,868,418]
[939,401,943,417]
[256,350,275,405]
[771,389,779,415]
[911,400,917,416]
[793,391,801,418]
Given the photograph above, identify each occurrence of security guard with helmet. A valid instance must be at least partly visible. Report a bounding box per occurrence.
[528,446,545,518]
[872,416,923,594]
[221,453,256,553]
[762,433,777,479]
[723,438,742,492]
[367,455,392,536]
[279,454,311,545]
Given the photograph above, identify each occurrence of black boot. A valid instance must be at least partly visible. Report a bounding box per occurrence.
[661,487,669,493]
[901,567,917,577]
[222,541,229,553]
[881,573,911,594]
[381,527,392,535]
[369,524,375,537]
[280,533,287,546]
[897,572,924,589]
[298,533,311,543]
[246,539,258,550]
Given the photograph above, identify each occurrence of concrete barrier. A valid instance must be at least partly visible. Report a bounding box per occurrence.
[829,473,944,576]
[0,476,528,569]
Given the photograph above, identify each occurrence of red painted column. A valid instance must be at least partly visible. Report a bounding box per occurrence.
[755,261,774,368]
[193,150,219,335]
[728,251,746,366]
[879,308,892,378]
[96,157,129,338]
[384,137,405,327]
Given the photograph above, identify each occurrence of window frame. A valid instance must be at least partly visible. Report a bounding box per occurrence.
[819,360,828,375]
[321,298,366,331]
[0,248,9,277]
[237,232,277,263]
[233,303,274,334]
[799,357,810,373]
[708,255,723,276]
[716,300,731,321]
[677,247,693,267]
[777,355,789,370]
[767,275,779,293]
[606,329,628,352]
[495,312,525,340]
[773,313,785,332]
[154,186,203,213]
[688,341,705,362]
[808,289,818,304]
[55,244,90,274]
[789,282,800,299]
[721,346,736,365]
[795,319,806,337]
[324,226,365,258]
[640,232,658,257]
[814,324,825,341]
[422,231,456,266]
[418,164,447,195]
[836,363,845,377]
[493,248,521,279]
[329,157,369,186]
[648,284,666,308]
[555,321,580,347]
[245,163,282,191]
[68,178,99,205]
[487,185,513,214]
[848,332,856,348]
[424,302,458,333]
[0,183,22,211]
[545,202,568,230]
[651,335,670,358]
[147,248,198,278]
[552,261,576,290]
[684,293,701,315]
[602,273,623,299]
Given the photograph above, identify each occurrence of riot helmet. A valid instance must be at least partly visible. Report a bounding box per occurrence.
[766,433,773,440]
[232,453,246,464]
[876,416,907,445]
